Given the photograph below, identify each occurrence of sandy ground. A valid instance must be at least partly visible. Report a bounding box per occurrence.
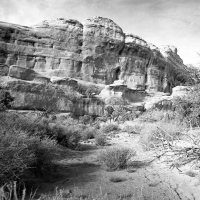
[36,130,200,200]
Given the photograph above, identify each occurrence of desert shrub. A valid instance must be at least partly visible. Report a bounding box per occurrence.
[50,125,82,149]
[123,123,143,134]
[0,87,14,111]
[79,115,93,125]
[140,122,183,150]
[173,86,200,127]
[81,127,97,140]
[139,123,160,150]
[0,113,82,149]
[0,127,58,185]
[119,111,138,122]
[93,121,101,129]
[101,123,119,133]
[98,147,135,170]
[95,134,107,146]
[105,97,129,122]
[139,109,175,123]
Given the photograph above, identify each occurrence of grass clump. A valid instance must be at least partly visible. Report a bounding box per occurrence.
[98,147,135,171]
[95,134,107,146]
[109,175,127,183]
[81,127,97,140]
[122,123,143,134]
[101,123,119,133]
[139,110,175,123]
[140,122,183,150]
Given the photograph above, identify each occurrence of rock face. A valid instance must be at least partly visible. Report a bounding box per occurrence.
[0,19,83,78]
[9,65,50,83]
[99,80,147,104]
[82,17,124,84]
[0,17,187,94]
[2,78,104,116]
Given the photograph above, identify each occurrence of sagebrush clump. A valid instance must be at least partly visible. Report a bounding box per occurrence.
[0,119,58,185]
[98,147,135,170]
[101,123,119,133]
[139,122,183,150]
[95,134,107,146]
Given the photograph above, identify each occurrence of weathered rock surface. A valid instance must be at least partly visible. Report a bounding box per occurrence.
[0,19,83,79]
[0,17,189,116]
[99,80,147,104]
[82,17,125,84]
[9,65,50,83]
[1,78,104,116]
[0,17,187,94]
[143,85,189,110]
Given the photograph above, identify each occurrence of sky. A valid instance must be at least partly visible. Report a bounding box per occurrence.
[0,0,200,66]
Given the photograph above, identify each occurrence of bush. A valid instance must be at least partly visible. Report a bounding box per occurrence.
[123,123,143,134]
[173,85,200,127]
[0,88,14,111]
[98,147,135,170]
[79,115,93,125]
[105,97,129,122]
[0,113,82,149]
[0,127,58,185]
[101,123,119,133]
[140,122,183,150]
[51,124,82,149]
[95,134,107,146]
[139,110,175,123]
[81,127,97,140]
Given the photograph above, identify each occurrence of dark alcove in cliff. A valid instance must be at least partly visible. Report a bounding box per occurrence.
[115,67,121,80]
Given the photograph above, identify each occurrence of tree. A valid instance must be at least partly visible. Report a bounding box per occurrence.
[105,97,128,122]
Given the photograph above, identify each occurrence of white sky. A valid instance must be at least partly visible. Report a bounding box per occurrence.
[0,0,200,66]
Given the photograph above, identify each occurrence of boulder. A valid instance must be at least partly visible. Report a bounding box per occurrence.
[99,80,148,105]
[171,86,189,98]
[3,79,104,116]
[50,77,78,89]
[8,65,50,83]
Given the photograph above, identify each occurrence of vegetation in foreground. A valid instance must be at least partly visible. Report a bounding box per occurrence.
[1,82,200,199]
[98,147,135,171]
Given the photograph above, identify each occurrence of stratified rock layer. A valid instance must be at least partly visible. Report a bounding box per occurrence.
[0,17,187,94]
[0,17,188,115]
[3,78,104,116]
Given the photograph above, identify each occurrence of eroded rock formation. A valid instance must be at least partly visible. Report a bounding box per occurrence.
[0,17,186,93]
[0,16,187,115]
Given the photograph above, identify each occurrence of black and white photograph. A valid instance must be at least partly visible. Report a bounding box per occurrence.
[0,0,200,199]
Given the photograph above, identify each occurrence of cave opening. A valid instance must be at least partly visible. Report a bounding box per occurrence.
[115,67,121,80]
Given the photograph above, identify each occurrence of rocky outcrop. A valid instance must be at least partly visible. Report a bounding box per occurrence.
[9,65,50,83]
[2,78,104,116]
[0,17,187,94]
[143,86,189,110]
[0,19,83,78]
[82,17,124,84]
[0,17,189,116]
[99,80,147,104]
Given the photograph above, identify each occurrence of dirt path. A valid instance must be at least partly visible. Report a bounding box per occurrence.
[39,132,200,200]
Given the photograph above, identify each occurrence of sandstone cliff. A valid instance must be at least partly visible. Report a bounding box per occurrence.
[0,17,186,93]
